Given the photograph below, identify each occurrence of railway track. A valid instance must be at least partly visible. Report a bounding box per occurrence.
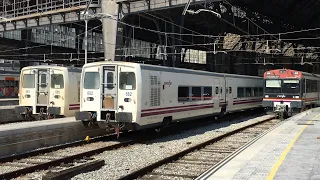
[0,111,252,179]
[119,118,281,180]
[0,110,270,179]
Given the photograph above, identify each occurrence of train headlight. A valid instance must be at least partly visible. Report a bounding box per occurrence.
[265,95,269,98]
[25,94,31,98]
[294,71,299,75]
[87,97,94,101]
[293,96,299,98]
[124,98,132,102]
[54,95,60,99]
[266,72,270,75]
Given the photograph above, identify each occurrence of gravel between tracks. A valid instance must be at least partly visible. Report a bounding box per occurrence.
[71,114,273,180]
[14,114,274,180]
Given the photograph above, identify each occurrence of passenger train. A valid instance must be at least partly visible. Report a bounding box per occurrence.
[0,71,20,98]
[75,61,264,132]
[263,69,320,116]
[15,66,82,120]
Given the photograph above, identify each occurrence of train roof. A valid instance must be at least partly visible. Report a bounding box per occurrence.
[83,61,262,80]
[264,69,320,78]
[21,65,81,73]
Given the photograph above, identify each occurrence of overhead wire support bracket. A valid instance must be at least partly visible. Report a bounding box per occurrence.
[182,0,192,15]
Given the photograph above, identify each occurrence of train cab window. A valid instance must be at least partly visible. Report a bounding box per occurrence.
[283,79,300,94]
[22,74,35,88]
[237,87,244,98]
[178,87,189,102]
[265,80,281,93]
[84,72,100,89]
[215,87,219,94]
[120,72,136,90]
[51,74,64,89]
[191,87,201,101]
[253,87,259,97]
[203,87,212,100]
[245,87,251,97]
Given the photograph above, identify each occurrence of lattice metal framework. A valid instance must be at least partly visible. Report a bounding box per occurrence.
[0,0,99,18]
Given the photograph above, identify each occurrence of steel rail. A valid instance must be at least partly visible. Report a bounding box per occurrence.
[118,116,276,180]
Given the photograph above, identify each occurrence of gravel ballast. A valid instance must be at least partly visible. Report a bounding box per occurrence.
[69,114,273,180]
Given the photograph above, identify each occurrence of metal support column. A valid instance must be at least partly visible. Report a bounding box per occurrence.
[84,19,88,64]
[101,0,119,61]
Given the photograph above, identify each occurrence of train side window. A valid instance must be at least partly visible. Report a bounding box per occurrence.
[253,87,259,97]
[229,87,232,94]
[203,87,212,100]
[178,86,189,102]
[22,74,35,88]
[237,87,244,98]
[258,87,263,96]
[0,80,4,88]
[306,79,311,93]
[245,87,251,97]
[311,80,317,92]
[215,87,219,94]
[220,87,222,94]
[191,87,201,101]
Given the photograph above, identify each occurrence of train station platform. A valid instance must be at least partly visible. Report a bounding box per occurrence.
[197,108,320,180]
[0,117,107,158]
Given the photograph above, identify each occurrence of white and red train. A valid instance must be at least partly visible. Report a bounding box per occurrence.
[263,69,320,115]
[15,65,81,120]
[75,61,264,131]
[0,71,20,98]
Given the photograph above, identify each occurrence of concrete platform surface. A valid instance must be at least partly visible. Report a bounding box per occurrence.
[0,105,21,123]
[0,117,107,157]
[198,108,320,180]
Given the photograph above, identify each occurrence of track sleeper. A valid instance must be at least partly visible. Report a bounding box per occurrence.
[42,159,104,180]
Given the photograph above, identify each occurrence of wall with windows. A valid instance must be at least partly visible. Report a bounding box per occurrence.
[182,49,207,64]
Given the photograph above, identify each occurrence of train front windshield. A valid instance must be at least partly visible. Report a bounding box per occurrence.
[265,79,300,94]
[84,72,100,89]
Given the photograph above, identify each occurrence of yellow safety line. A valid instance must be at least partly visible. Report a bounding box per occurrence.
[266,113,320,180]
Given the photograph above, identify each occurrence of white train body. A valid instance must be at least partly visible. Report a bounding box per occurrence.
[15,65,81,119]
[76,62,263,130]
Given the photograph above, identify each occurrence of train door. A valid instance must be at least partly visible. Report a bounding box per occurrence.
[101,65,118,110]
[226,79,233,111]
[220,78,226,112]
[37,69,50,105]
[213,79,220,112]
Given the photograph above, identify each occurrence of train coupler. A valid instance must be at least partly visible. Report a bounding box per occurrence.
[105,113,121,138]
[38,107,47,120]
[274,104,288,120]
